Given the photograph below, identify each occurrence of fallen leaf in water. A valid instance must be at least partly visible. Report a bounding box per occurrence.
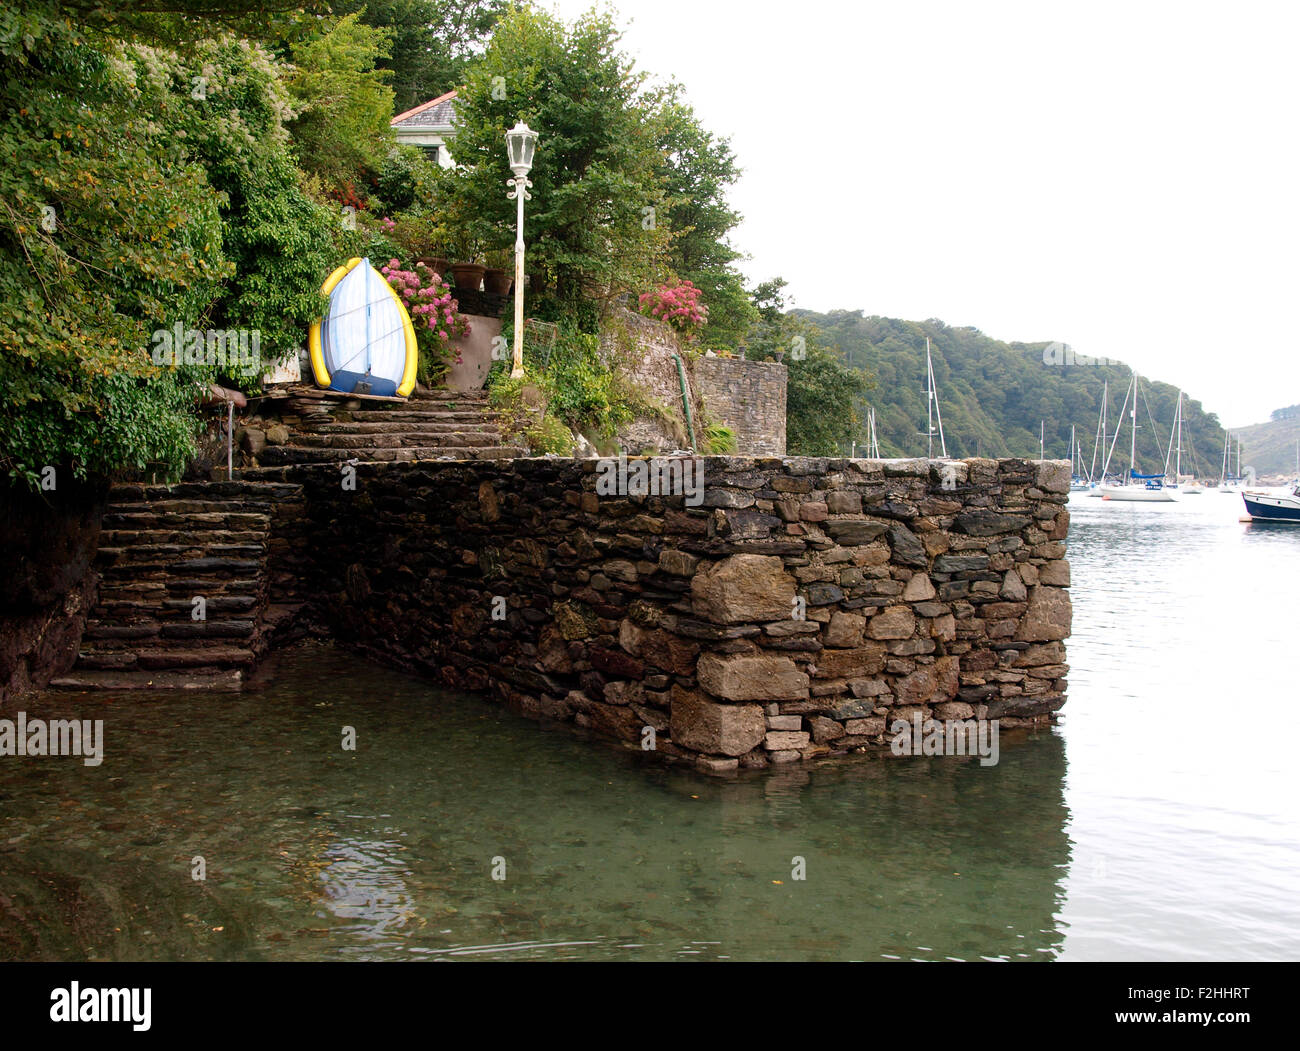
[212,926,224,932]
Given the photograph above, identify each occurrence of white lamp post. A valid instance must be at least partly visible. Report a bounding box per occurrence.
[505,121,537,380]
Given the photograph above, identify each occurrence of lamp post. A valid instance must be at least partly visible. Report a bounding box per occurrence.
[505,122,537,380]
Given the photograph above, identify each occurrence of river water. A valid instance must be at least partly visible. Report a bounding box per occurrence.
[1,489,1296,961]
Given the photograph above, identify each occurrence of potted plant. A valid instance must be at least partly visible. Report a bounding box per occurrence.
[483,247,513,295]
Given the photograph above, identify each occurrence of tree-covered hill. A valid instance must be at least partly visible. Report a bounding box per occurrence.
[795,309,1227,477]
[1235,410,1300,479]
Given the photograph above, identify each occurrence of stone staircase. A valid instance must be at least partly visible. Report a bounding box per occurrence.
[257,388,527,466]
[51,481,303,691]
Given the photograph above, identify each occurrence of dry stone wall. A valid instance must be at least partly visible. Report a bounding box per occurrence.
[274,454,1071,772]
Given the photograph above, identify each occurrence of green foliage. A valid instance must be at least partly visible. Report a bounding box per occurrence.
[647,85,755,349]
[742,279,872,455]
[286,12,395,191]
[487,319,635,445]
[802,310,1228,469]
[0,10,232,485]
[702,421,737,455]
[334,0,508,114]
[128,36,344,380]
[445,5,672,321]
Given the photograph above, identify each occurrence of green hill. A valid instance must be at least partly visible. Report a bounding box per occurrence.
[795,310,1227,478]
[1235,408,1300,480]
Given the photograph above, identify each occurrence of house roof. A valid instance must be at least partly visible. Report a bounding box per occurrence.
[391,90,458,132]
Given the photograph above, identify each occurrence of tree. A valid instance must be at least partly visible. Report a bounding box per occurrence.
[0,8,231,487]
[744,280,871,455]
[286,12,396,191]
[647,85,754,349]
[442,5,672,327]
[334,0,509,113]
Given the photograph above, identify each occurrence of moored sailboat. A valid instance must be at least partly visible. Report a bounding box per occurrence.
[1096,370,1176,502]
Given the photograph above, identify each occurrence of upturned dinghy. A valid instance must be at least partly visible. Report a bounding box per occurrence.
[309,257,418,398]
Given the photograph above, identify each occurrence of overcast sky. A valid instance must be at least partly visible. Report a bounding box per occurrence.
[543,0,1298,427]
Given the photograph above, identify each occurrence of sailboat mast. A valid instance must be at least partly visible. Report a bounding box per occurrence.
[1175,392,1183,479]
[925,339,933,458]
[1091,379,1107,480]
[1130,371,1139,479]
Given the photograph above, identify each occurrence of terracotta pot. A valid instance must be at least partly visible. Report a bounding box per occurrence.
[483,267,513,296]
[417,255,451,279]
[449,263,485,292]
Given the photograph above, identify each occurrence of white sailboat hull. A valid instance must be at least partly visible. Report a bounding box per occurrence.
[1097,484,1177,502]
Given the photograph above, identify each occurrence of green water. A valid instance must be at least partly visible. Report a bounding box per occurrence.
[0,642,1066,961]
[4,490,1297,961]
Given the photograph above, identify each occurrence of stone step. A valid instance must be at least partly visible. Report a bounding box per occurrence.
[102,510,271,531]
[98,559,263,582]
[286,433,504,451]
[304,420,500,434]
[95,543,266,565]
[99,528,268,547]
[50,669,245,692]
[92,596,259,617]
[259,445,528,465]
[109,482,302,503]
[410,388,490,401]
[105,499,277,516]
[77,645,258,670]
[80,619,258,645]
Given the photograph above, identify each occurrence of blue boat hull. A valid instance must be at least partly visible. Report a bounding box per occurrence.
[1242,494,1300,522]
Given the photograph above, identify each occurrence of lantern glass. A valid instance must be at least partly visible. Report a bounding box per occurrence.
[506,122,537,175]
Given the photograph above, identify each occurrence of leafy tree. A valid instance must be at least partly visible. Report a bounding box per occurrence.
[647,85,754,349]
[442,4,671,327]
[128,35,343,378]
[286,12,396,191]
[0,8,231,486]
[744,280,871,455]
[333,0,509,113]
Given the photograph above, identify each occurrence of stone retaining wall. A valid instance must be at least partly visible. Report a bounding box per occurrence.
[694,358,787,457]
[271,454,1071,771]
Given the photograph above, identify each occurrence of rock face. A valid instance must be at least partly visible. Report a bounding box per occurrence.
[691,554,795,624]
[697,652,809,701]
[1016,586,1072,642]
[210,454,1072,769]
[670,687,766,756]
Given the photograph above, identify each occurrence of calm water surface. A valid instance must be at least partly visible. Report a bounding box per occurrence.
[2,490,1296,960]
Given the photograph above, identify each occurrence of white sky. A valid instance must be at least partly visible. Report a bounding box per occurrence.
[542,0,1299,427]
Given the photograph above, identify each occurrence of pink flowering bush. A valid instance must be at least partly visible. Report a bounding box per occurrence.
[381,259,471,385]
[638,278,708,340]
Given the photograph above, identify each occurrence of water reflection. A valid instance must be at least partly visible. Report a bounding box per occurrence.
[1,643,1071,961]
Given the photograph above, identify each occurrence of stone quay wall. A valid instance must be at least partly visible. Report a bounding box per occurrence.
[693,359,787,457]
[270,454,1072,772]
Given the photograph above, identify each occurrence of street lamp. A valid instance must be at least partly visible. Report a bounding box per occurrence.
[505,122,537,380]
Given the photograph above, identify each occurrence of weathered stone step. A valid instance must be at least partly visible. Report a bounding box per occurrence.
[81,620,257,645]
[287,433,503,450]
[50,668,244,691]
[259,445,528,465]
[305,420,500,434]
[93,596,258,617]
[102,510,271,531]
[100,528,267,547]
[409,388,490,401]
[109,482,302,502]
[95,543,265,565]
[98,558,263,582]
[76,645,258,670]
